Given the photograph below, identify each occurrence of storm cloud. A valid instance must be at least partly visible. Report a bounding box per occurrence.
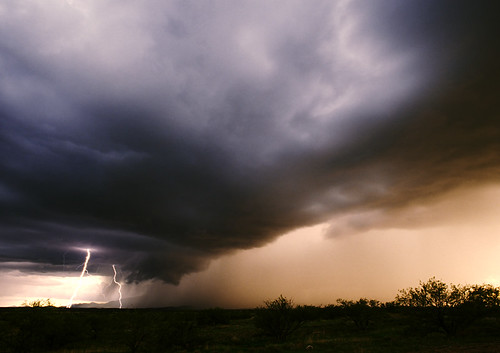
[1,0,499,284]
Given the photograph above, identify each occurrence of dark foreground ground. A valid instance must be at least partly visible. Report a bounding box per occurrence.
[1,306,500,353]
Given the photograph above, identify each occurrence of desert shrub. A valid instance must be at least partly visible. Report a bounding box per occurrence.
[323,303,343,319]
[395,277,500,335]
[337,298,382,330]
[298,305,324,321]
[254,295,306,341]
[21,299,54,308]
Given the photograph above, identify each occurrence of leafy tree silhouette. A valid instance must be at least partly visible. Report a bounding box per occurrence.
[254,295,306,341]
[21,298,54,308]
[395,277,500,335]
[337,298,382,330]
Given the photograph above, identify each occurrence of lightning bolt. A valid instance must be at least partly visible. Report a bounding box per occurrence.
[66,249,91,309]
[112,264,123,309]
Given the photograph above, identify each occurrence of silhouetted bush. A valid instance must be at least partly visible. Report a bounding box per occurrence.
[254,295,306,341]
[337,298,382,330]
[21,299,54,308]
[395,277,500,335]
[324,303,343,319]
[298,305,325,321]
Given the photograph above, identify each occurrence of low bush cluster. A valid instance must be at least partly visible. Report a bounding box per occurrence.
[254,295,306,341]
[395,277,500,335]
[1,278,500,352]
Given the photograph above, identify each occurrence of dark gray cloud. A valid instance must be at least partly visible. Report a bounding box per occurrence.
[0,0,499,283]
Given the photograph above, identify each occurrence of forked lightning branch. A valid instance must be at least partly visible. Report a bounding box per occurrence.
[66,249,124,308]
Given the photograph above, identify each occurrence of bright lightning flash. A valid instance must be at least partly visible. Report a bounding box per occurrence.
[112,264,123,309]
[66,249,91,308]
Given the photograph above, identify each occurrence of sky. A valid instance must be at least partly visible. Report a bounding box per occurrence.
[0,0,499,308]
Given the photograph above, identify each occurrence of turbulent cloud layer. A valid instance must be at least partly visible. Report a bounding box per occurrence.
[1,0,499,283]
